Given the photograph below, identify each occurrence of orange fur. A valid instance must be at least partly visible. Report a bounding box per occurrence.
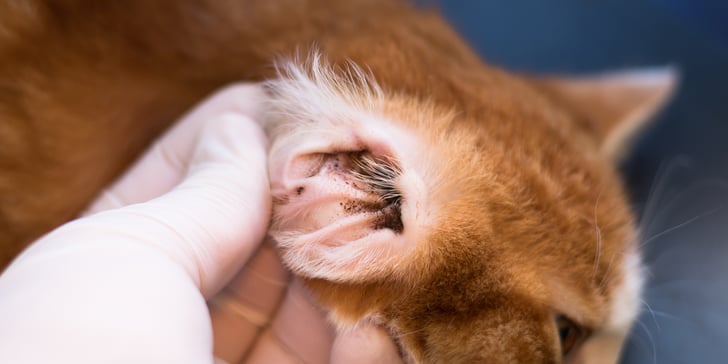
[0,1,673,362]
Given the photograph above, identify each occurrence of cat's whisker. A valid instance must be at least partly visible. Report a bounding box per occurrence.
[639,157,692,234]
[639,161,728,239]
[646,278,708,289]
[591,188,604,282]
[634,320,658,364]
[640,299,661,331]
[597,251,620,292]
[641,180,728,239]
[647,309,684,322]
[395,327,428,338]
[639,205,722,249]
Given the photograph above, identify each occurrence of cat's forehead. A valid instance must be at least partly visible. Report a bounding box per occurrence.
[421,145,636,314]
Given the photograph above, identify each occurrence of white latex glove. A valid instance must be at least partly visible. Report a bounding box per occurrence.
[0,84,401,364]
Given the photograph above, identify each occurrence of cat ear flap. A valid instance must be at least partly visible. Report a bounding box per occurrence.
[536,67,678,161]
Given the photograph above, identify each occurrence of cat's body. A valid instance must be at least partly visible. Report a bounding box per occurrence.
[0,0,673,362]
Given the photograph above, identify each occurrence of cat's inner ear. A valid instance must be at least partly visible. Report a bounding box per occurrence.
[535,67,677,161]
[261,55,431,284]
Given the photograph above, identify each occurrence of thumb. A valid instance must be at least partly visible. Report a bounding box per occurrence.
[74,113,271,298]
[330,324,403,364]
[147,113,271,297]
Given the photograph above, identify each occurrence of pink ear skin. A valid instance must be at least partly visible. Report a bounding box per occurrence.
[266,123,422,284]
[269,123,430,282]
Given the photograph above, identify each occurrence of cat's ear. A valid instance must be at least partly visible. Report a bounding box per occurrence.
[264,54,426,284]
[536,67,678,161]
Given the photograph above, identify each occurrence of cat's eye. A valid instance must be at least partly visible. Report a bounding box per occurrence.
[556,315,584,356]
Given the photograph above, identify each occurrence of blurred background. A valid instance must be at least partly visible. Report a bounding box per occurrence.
[415,0,728,363]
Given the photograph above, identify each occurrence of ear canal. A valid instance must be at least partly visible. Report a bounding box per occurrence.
[535,67,678,161]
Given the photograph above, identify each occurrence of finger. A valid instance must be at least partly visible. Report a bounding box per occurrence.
[165,112,270,296]
[84,83,267,214]
[210,241,290,363]
[246,280,335,364]
[331,325,403,364]
[95,113,270,297]
[243,330,301,364]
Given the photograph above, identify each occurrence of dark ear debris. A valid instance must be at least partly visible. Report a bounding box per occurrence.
[375,200,404,233]
[350,152,404,233]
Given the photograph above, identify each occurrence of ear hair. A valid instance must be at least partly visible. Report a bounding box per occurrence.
[273,228,406,282]
[261,50,384,136]
[260,50,387,173]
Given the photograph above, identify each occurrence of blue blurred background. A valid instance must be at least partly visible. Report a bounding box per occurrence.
[416,1,728,363]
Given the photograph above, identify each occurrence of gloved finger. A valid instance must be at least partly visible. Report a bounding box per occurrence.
[84,83,267,215]
[245,279,335,364]
[210,240,290,363]
[331,324,403,364]
[123,112,270,297]
[0,110,269,364]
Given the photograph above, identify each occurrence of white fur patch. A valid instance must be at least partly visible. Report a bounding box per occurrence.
[579,246,644,364]
[607,248,645,332]
[262,51,384,141]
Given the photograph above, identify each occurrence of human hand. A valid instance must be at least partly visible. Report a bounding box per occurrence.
[0,84,401,363]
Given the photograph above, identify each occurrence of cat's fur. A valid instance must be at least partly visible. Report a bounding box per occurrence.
[0,0,673,362]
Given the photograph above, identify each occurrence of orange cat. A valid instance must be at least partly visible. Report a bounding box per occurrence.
[0,0,673,362]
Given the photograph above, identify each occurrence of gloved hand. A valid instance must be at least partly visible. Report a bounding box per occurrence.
[0,84,401,364]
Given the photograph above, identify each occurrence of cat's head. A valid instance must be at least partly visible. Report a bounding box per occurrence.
[260,53,674,363]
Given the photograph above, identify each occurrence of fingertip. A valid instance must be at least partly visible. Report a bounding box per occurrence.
[151,111,272,298]
[218,112,269,152]
[207,83,268,121]
[331,324,403,364]
[191,112,269,171]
